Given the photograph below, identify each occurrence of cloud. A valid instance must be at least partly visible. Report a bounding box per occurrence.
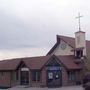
[0,47,50,60]
[0,11,32,49]
[0,10,60,49]
[0,0,90,59]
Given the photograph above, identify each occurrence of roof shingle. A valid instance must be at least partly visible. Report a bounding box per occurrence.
[0,55,82,70]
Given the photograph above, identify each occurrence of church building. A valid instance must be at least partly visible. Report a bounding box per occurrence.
[0,30,90,88]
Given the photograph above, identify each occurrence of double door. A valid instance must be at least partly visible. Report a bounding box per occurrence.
[20,71,29,85]
[47,70,62,87]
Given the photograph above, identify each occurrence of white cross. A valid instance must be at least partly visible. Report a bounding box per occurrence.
[76,13,83,31]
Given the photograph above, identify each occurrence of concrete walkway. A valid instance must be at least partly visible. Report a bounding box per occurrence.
[4,86,84,90]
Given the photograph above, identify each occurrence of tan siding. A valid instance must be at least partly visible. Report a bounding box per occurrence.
[52,40,74,56]
[75,32,86,56]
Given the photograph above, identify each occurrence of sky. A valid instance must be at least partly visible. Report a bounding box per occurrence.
[0,0,90,60]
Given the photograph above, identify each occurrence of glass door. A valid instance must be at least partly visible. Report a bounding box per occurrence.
[20,71,29,85]
[47,70,62,87]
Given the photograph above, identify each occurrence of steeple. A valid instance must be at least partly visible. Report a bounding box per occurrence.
[75,13,86,57]
[76,12,83,31]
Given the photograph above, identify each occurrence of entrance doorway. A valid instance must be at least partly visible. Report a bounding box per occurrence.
[46,56,62,87]
[47,69,62,87]
[20,68,29,85]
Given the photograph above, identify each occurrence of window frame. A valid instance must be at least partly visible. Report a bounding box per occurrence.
[68,71,76,81]
[32,70,40,82]
[75,50,83,59]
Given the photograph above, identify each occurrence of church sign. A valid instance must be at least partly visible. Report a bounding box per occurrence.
[46,66,61,71]
[21,67,29,71]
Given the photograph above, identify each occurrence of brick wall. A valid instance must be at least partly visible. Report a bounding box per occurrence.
[0,71,11,88]
[61,66,68,86]
[0,68,82,87]
[41,67,47,87]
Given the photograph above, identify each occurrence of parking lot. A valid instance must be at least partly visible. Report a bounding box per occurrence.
[2,86,84,90]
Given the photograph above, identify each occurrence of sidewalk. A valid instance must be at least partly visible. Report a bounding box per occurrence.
[5,86,84,90]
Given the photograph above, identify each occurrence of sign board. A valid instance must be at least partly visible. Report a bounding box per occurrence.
[21,67,29,71]
[46,66,61,71]
[48,72,53,79]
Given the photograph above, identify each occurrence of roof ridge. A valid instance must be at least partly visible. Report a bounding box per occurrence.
[0,55,51,61]
[57,35,75,39]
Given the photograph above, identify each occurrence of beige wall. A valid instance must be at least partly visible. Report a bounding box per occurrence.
[52,40,74,56]
[75,32,86,56]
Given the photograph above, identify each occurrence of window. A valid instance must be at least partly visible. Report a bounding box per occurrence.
[32,70,40,82]
[76,50,83,59]
[1,72,4,76]
[0,72,4,77]
[11,71,17,81]
[16,71,18,80]
[68,71,75,81]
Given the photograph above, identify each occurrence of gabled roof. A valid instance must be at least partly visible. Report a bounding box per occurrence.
[0,58,21,71]
[0,55,82,71]
[58,35,75,48]
[57,55,82,70]
[0,56,51,71]
[23,55,51,69]
[47,35,90,56]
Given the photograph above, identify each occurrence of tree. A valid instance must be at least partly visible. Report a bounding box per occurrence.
[83,57,90,75]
